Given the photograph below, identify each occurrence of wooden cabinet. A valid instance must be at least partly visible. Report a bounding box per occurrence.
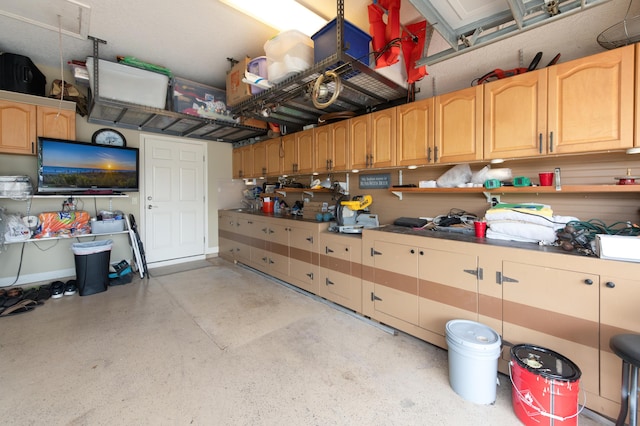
[418,247,479,336]
[37,106,76,140]
[314,121,350,172]
[252,142,267,178]
[217,210,238,262]
[295,128,314,174]
[600,274,640,409]
[288,223,319,294]
[368,239,419,325]
[350,108,395,170]
[232,145,253,179]
[264,138,283,176]
[318,232,362,313]
[485,45,634,159]
[396,97,434,167]
[281,133,297,175]
[0,99,75,156]
[434,86,483,163]
[501,261,599,395]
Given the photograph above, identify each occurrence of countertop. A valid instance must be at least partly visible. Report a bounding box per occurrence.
[225,208,581,257]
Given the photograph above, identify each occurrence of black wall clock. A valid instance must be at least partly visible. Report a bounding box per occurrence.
[92,128,127,147]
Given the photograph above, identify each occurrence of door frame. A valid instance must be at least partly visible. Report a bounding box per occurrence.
[139,133,208,267]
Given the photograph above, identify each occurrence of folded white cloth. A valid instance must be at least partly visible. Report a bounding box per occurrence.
[487,221,558,243]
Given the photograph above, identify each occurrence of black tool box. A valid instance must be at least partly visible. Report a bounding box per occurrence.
[0,52,46,96]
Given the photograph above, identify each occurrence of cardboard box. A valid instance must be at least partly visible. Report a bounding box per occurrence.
[226,57,252,106]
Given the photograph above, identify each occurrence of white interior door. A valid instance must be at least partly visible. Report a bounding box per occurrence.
[143,136,205,263]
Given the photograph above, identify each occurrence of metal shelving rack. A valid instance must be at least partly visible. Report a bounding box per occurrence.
[86,37,268,144]
[230,0,409,134]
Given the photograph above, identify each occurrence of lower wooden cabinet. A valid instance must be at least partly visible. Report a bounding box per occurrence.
[219,210,640,420]
[318,232,362,313]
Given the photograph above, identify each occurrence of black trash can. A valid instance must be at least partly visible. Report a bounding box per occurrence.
[71,240,113,296]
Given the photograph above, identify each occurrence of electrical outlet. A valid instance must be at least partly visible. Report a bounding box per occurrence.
[131,196,138,205]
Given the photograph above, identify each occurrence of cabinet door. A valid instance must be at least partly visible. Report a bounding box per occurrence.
[600,275,640,404]
[295,128,314,174]
[267,221,290,277]
[319,236,361,312]
[252,142,267,177]
[396,97,434,166]
[371,108,396,168]
[370,240,419,325]
[483,69,547,159]
[232,148,243,179]
[331,120,349,171]
[235,215,259,264]
[0,100,37,155]
[288,225,318,294]
[349,115,370,170]
[37,106,76,140]
[314,125,332,172]
[418,247,478,335]
[435,86,483,163]
[502,261,599,395]
[241,145,254,179]
[281,134,297,175]
[217,211,237,261]
[264,138,282,176]
[548,45,634,154]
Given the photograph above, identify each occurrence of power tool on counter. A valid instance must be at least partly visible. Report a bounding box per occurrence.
[332,194,379,234]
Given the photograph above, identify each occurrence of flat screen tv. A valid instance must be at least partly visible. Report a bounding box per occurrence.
[37,137,139,194]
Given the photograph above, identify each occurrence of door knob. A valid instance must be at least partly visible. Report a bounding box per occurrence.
[147,205,157,209]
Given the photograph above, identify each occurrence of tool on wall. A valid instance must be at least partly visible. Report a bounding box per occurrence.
[473,52,560,85]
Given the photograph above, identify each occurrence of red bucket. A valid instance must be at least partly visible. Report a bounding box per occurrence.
[510,344,582,425]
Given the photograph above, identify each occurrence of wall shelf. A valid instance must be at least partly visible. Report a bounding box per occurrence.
[4,230,129,245]
[389,184,640,200]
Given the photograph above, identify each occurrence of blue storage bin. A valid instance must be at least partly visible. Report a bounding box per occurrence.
[312,19,371,66]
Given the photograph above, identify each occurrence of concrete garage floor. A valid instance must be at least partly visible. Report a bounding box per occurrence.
[0,258,611,425]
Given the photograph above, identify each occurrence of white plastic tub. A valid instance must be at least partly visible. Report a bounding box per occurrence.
[90,219,125,234]
[86,57,169,109]
[264,30,313,83]
[446,319,501,405]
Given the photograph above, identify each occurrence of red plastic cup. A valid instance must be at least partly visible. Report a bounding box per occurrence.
[539,172,554,186]
[474,221,487,237]
[262,200,274,213]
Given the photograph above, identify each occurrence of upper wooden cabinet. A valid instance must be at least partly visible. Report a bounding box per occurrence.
[281,133,296,175]
[314,121,350,173]
[295,128,314,175]
[232,144,252,179]
[435,85,483,163]
[351,108,396,170]
[252,142,267,178]
[264,138,283,177]
[397,87,481,166]
[485,44,634,159]
[396,97,434,167]
[0,100,75,156]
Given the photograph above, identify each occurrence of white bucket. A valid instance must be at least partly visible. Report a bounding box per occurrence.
[446,319,502,404]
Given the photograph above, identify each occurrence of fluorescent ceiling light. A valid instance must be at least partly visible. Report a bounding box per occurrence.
[220,0,327,36]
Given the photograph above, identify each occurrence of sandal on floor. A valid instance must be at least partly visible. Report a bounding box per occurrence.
[0,299,38,317]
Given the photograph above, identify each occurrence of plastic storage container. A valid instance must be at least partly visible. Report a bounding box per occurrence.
[172,77,232,121]
[445,319,501,404]
[264,30,314,83]
[312,19,372,66]
[247,56,268,94]
[90,218,125,234]
[85,57,169,109]
[72,239,113,296]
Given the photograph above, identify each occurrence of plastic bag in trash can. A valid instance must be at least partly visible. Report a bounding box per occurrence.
[71,239,113,255]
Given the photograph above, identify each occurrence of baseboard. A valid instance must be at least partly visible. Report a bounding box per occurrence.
[0,267,75,288]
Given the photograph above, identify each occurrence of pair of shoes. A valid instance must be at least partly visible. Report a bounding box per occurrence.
[2,287,24,308]
[64,280,77,296]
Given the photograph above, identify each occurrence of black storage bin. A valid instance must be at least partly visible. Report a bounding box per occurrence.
[0,52,46,96]
[72,240,113,296]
